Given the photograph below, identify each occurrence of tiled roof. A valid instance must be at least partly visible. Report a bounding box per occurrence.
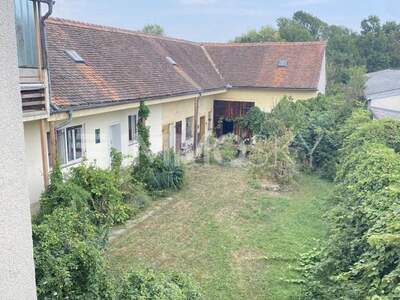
[203,42,325,90]
[45,18,325,111]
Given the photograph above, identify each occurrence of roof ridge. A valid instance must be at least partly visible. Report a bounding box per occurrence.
[203,41,326,47]
[46,17,200,46]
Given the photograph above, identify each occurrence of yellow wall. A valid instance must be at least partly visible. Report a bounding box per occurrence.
[216,88,318,112]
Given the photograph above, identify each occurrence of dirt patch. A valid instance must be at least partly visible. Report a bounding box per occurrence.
[232,248,264,265]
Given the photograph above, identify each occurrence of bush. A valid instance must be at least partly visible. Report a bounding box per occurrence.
[33,207,115,299]
[138,150,185,192]
[70,163,132,226]
[206,133,239,164]
[300,140,400,299]
[119,269,202,300]
[249,131,297,185]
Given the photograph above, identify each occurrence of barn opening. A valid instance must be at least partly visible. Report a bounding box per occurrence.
[213,100,255,138]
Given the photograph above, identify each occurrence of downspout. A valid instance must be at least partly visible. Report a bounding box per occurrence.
[34,0,54,188]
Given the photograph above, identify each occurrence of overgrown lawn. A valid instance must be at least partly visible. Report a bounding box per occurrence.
[108,164,333,299]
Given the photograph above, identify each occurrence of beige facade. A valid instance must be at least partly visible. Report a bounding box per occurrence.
[216,88,319,112]
[25,87,322,206]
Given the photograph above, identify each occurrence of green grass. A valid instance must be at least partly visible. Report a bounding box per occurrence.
[108,164,333,299]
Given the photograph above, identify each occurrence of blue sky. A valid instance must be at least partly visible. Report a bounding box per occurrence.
[53,0,400,42]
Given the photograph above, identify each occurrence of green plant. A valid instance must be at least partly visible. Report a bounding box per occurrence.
[143,150,185,192]
[71,163,132,226]
[249,131,297,185]
[33,207,115,299]
[119,269,202,300]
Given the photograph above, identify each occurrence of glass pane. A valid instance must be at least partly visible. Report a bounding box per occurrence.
[56,129,66,165]
[74,127,82,159]
[66,128,74,161]
[14,0,38,67]
[133,115,137,141]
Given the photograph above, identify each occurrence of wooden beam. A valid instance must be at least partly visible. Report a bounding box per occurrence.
[48,121,57,170]
[39,119,49,187]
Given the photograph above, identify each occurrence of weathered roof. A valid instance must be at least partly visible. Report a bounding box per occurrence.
[203,42,325,90]
[46,18,325,111]
[365,69,400,100]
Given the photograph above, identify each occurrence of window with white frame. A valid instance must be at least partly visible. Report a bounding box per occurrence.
[56,125,83,164]
[128,114,138,143]
[185,116,193,140]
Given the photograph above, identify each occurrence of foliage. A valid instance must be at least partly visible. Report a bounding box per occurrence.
[71,163,132,226]
[233,11,400,87]
[249,131,296,185]
[139,150,185,192]
[142,24,164,36]
[33,207,115,299]
[119,269,202,300]
[206,133,239,164]
[242,94,358,179]
[233,26,281,43]
[299,113,400,299]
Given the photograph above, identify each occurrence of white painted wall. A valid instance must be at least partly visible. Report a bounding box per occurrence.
[55,103,162,170]
[0,0,37,297]
[24,120,45,207]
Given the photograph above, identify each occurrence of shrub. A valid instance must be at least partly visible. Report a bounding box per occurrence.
[38,163,91,219]
[299,141,400,299]
[206,133,239,164]
[33,207,115,299]
[140,150,185,192]
[249,130,296,185]
[119,269,202,300]
[70,163,132,226]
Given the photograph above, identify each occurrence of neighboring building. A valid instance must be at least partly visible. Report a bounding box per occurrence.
[365,69,400,119]
[0,0,53,297]
[24,18,326,206]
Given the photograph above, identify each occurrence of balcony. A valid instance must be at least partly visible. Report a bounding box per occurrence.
[15,0,48,119]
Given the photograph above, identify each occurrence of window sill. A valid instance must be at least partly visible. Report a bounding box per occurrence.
[61,158,83,169]
[128,140,138,146]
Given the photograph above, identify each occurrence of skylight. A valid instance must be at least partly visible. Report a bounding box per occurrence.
[166,56,177,65]
[277,59,288,67]
[65,50,85,63]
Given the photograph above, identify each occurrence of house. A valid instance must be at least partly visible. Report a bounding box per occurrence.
[1,0,55,297]
[24,18,326,208]
[365,69,400,119]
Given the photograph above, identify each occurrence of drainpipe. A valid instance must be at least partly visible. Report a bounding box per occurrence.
[192,90,202,155]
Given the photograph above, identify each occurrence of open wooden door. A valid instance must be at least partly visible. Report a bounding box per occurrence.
[199,116,206,143]
[175,121,182,153]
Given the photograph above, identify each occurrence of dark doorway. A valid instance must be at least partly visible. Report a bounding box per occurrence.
[175,121,182,153]
[222,120,234,135]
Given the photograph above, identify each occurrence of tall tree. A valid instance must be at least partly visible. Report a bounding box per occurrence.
[233,26,281,43]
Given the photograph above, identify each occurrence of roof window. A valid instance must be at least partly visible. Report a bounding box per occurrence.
[166,56,177,65]
[277,59,288,67]
[65,50,85,63]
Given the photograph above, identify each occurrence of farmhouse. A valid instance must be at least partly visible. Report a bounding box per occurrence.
[24,18,326,208]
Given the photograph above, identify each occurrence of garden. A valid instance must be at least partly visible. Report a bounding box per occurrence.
[32,89,400,299]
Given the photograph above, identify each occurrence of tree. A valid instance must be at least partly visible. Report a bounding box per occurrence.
[142,24,164,36]
[277,17,314,42]
[234,26,281,43]
[293,10,328,40]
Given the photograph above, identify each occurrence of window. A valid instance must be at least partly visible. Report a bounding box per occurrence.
[95,129,101,144]
[128,115,138,143]
[65,50,85,63]
[185,116,193,140]
[208,111,212,130]
[56,125,83,164]
[14,0,38,68]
